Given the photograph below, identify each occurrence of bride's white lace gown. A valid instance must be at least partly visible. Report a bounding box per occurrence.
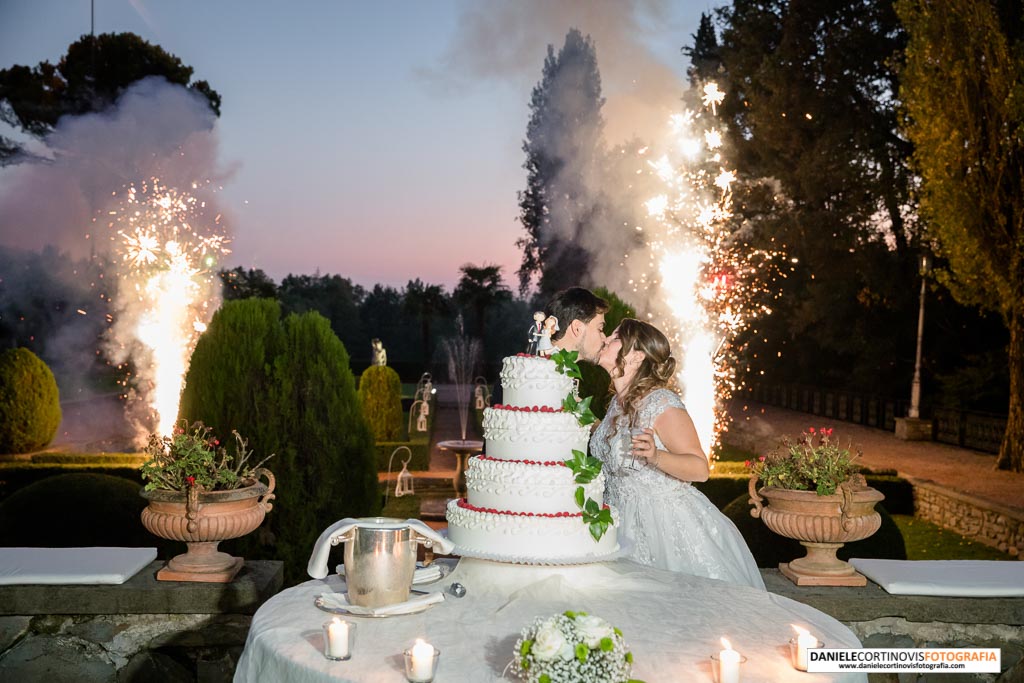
[591,389,766,590]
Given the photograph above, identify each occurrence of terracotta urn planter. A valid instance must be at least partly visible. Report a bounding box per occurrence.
[141,467,276,582]
[749,473,884,586]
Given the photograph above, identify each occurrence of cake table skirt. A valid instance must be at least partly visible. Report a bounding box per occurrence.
[235,558,867,682]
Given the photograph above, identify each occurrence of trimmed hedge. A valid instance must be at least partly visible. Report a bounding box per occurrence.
[380,493,422,520]
[0,348,61,454]
[0,473,177,557]
[0,463,143,503]
[359,365,404,441]
[376,438,431,472]
[180,299,379,584]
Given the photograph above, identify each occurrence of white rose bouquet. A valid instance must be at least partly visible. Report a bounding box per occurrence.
[511,610,642,683]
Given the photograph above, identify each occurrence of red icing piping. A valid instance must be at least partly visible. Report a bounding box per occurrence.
[475,454,569,467]
[491,404,563,413]
[456,498,609,518]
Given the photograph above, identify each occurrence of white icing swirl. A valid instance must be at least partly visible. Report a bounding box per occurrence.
[465,456,604,513]
[499,356,574,408]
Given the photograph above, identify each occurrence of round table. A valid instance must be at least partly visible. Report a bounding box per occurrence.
[435,439,483,498]
[235,558,868,682]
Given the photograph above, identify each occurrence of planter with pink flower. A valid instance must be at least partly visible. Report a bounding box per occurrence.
[748,427,884,586]
[140,421,276,582]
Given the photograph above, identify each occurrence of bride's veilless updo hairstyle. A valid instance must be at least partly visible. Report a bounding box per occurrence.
[610,318,678,435]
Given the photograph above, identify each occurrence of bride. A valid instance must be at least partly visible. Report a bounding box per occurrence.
[590,318,765,590]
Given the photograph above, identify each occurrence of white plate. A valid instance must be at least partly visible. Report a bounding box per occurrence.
[313,594,442,618]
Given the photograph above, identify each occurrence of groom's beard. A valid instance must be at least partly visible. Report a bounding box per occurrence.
[568,338,598,364]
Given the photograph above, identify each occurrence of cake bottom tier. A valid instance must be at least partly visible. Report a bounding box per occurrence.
[445,498,619,561]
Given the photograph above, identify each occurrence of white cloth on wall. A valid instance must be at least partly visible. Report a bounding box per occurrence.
[0,547,156,585]
[850,558,1024,597]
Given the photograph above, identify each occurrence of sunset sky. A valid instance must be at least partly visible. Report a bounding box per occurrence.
[0,1,707,290]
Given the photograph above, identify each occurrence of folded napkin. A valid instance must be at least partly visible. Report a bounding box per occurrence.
[850,558,1024,597]
[318,590,445,616]
[0,547,157,585]
[334,563,443,585]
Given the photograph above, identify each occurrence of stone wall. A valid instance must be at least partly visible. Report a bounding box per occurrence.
[0,561,282,683]
[766,571,1024,683]
[911,478,1024,557]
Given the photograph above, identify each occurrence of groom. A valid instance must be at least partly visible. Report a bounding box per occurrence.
[544,286,609,363]
[490,287,609,405]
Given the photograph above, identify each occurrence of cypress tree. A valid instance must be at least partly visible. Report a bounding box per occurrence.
[358,365,404,441]
[180,301,379,583]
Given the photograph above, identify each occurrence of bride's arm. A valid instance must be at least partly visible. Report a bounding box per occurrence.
[633,407,710,482]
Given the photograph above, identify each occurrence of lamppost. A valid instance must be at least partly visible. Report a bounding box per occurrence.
[909,253,932,417]
[896,252,933,439]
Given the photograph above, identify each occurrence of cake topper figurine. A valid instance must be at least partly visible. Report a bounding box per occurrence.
[525,311,545,355]
[371,338,387,366]
[536,316,558,357]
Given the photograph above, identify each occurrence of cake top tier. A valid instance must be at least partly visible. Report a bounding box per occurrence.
[498,354,575,409]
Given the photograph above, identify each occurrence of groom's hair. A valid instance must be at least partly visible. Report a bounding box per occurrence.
[546,288,608,342]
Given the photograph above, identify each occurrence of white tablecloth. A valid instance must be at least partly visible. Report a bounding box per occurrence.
[235,558,867,682]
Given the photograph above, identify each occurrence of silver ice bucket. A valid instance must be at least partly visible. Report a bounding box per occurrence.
[333,517,434,608]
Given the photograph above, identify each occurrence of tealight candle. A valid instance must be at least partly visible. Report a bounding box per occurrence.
[405,639,438,682]
[718,637,741,683]
[323,618,352,660]
[791,625,820,671]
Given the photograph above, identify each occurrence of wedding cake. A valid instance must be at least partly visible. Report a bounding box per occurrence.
[445,354,619,561]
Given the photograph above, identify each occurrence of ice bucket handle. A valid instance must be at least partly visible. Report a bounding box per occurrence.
[404,519,454,554]
[307,518,361,579]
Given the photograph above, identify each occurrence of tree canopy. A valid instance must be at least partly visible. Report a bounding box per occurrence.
[700,1,922,394]
[897,0,1024,471]
[0,32,220,161]
[454,263,512,345]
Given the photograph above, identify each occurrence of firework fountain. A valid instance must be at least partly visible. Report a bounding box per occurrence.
[627,83,781,457]
[98,178,230,442]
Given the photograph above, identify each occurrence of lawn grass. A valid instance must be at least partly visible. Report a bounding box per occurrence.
[714,442,759,462]
[891,514,1013,561]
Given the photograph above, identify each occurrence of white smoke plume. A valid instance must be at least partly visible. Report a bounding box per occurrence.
[430,0,699,307]
[0,77,232,446]
[435,2,749,450]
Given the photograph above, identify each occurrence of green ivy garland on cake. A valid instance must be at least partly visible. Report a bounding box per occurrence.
[549,350,611,541]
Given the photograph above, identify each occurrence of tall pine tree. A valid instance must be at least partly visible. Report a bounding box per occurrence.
[516,29,606,297]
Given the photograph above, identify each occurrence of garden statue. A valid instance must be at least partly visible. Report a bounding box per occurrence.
[525,311,545,355]
[371,338,387,366]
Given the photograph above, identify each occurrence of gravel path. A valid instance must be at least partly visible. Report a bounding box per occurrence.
[726,401,1024,514]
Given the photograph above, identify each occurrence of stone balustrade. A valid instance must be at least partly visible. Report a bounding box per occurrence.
[0,560,282,682]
